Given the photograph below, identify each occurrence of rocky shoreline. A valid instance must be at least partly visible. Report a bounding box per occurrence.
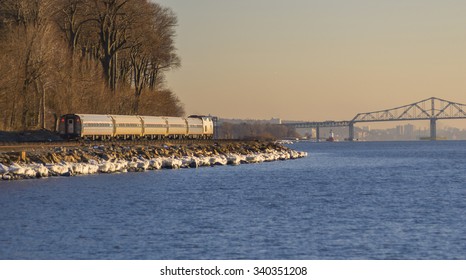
[0,141,307,180]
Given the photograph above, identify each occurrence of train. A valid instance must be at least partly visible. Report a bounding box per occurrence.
[58,114,214,140]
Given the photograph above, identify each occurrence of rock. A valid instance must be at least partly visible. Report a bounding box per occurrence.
[24,168,36,178]
[88,163,99,174]
[47,163,70,176]
[136,159,150,171]
[0,141,308,180]
[226,154,242,165]
[50,153,62,163]
[162,158,182,169]
[197,156,211,167]
[149,158,162,170]
[246,154,259,163]
[33,164,49,178]
[2,173,13,180]
[64,155,77,163]
[210,156,227,166]
[9,163,25,175]
[0,163,9,174]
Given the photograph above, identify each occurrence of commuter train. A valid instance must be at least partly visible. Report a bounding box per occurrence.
[58,114,214,140]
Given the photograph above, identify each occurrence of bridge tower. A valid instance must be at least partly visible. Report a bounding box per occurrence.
[430,98,436,140]
[348,123,354,141]
[430,118,437,140]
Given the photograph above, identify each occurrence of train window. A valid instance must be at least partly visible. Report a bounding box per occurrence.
[84,123,111,127]
[144,124,167,128]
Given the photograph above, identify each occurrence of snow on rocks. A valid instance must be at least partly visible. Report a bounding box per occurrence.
[0,142,307,180]
[31,164,49,178]
[181,156,199,168]
[149,158,163,170]
[47,163,72,176]
[210,155,228,166]
[0,163,9,174]
[162,157,182,169]
[226,154,242,165]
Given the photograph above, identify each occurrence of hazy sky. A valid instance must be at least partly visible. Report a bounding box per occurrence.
[155,0,466,123]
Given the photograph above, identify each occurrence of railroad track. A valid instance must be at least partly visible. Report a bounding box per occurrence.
[0,139,252,153]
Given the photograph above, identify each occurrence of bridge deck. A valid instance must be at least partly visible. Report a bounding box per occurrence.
[285,121,350,128]
[284,97,466,140]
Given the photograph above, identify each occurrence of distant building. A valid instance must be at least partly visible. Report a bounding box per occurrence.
[361,126,370,132]
[404,124,415,136]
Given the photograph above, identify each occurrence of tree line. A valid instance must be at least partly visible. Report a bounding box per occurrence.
[218,122,300,141]
[0,0,183,131]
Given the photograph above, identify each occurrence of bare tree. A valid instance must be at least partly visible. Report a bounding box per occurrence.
[123,2,180,113]
[0,0,58,130]
[55,0,94,53]
[0,0,184,131]
[90,0,131,91]
[139,89,184,117]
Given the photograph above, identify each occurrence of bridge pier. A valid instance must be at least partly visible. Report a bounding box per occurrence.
[316,126,320,142]
[430,118,437,140]
[348,123,354,141]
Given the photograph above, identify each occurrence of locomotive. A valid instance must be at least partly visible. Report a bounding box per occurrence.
[58,114,214,140]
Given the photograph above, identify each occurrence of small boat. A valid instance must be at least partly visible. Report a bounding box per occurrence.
[326,130,335,142]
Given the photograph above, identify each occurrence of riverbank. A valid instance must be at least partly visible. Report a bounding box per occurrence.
[0,141,307,180]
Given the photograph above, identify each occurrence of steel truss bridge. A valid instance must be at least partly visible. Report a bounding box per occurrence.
[285,97,466,141]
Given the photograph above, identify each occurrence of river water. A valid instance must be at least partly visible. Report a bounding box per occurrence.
[1,141,466,259]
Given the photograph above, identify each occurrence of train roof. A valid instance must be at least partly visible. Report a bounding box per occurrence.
[73,114,113,122]
[110,115,142,122]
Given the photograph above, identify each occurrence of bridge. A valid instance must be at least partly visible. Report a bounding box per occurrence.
[285,97,466,141]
